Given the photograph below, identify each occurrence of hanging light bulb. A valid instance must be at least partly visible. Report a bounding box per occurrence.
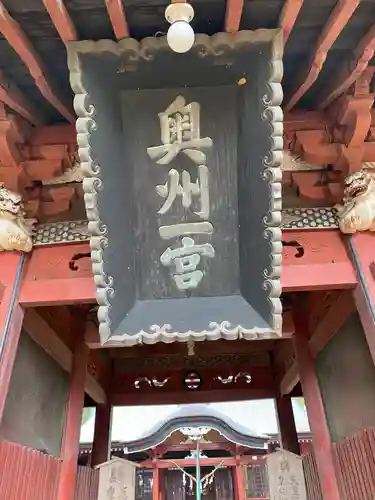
[165,3,195,53]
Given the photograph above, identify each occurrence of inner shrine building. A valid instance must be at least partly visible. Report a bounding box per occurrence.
[0,0,374,500]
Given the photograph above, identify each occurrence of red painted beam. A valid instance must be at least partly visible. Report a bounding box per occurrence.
[284,0,359,111]
[110,387,274,406]
[18,230,357,306]
[279,0,303,45]
[225,0,244,33]
[104,0,129,39]
[320,23,375,109]
[0,2,74,122]
[42,0,77,43]
[0,70,42,125]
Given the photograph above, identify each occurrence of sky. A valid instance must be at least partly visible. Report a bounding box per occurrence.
[80,399,310,443]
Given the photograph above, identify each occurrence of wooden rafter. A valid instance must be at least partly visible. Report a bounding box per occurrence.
[0,70,41,125]
[0,1,75,122]
[279,0,304,45]
[284,0,360,111]
[225,0,244,33]
[319,23,375,109]
[42,0,77,43]
[104,0,129,40]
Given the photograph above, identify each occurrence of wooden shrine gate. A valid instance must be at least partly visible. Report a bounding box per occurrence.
[0,2,375,500]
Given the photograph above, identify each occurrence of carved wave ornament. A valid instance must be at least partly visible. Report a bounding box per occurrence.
[134,377,170,389]
[67,30,283,345]
[215,372,252,384]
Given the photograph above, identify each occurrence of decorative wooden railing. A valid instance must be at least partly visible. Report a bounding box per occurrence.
[302,452,323,500]
[334,427,375,500]
[301,426,375,500]
[0,440,61,500]
[0,440,98,500]
[4,428,375,500]
[74,465,99,500]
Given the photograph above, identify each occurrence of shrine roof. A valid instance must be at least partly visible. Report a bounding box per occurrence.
[107,403,270,452]
[0,0,374,126]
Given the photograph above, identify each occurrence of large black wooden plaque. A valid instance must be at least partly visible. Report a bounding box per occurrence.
[68,31,283,345]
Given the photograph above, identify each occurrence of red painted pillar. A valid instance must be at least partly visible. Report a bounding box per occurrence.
[159,469,166,500]
[0,253,25,423]
[274,392,300,455]
[293,309,341,500]
[56,335,89,500]
[232,459,246,500]
[91,402,112,466]
[153,467,160,500]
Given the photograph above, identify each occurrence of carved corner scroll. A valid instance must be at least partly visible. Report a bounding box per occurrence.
[67,30,284,345]
[261,31,283,336]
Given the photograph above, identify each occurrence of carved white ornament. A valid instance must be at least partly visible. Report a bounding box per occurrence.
[334,169,375,234]
[148,95,215,292]
[42,162,84,185]
[0,184,36,252]
[180,427,212,439]
[160,236,215,290]
[156,165,210,219]
[147,95,213,165]
[134,376,169,389]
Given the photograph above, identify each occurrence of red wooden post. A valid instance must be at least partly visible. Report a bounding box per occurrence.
[91,402,112,466]
[56,334,89,500]
[159,469,166,500]
[293,308,341,500]
[274,392,300,455]
[153,467,160,500]
[0,252,25,424]
[233,459,246,500]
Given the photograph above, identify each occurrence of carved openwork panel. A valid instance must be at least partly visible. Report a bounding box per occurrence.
[67,31,283,345]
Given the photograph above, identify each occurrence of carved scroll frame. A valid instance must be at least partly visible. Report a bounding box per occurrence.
[67,31,284,345]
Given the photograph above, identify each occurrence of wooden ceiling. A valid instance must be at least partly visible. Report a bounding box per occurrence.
[0,0,374,125]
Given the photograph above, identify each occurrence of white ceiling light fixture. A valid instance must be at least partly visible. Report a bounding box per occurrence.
[165,2,195,54]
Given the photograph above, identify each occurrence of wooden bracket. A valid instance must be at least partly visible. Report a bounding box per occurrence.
[328,68,375,176]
